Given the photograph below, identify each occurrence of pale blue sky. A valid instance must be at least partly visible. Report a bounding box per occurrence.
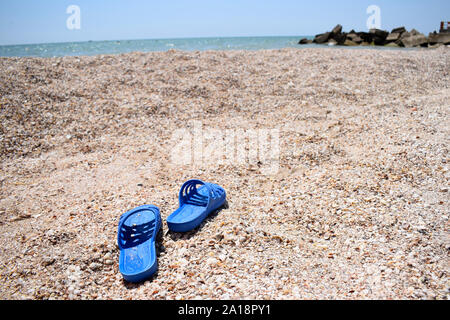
[0,0,449,45]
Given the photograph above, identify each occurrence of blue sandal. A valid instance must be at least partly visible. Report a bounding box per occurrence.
[166,179,226,232]
[117,204,161,282]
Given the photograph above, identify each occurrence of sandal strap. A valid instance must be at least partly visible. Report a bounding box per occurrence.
[178,179,214,209]
[117,205,160,250]
[207,183,225,200]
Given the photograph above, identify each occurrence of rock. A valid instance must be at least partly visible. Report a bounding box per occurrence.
[400,34,428,47]
[428,43,442,49]
[343,39,358,46]
[395,31,411,47]
[410,29,421,36]
[327,24,346,45]
[373,37,386,46]
[298,38,312,45]
[370,28,389,45]
[331,32,347,45]
[357,32,374,43]
[428,32,450,45]
[370,28,389,38]
[386,32,401,42]
[391,27,406,35]
[400,31,411,39]
[347,33,363,44]
[331,24,343,35]
[313,32,331,44]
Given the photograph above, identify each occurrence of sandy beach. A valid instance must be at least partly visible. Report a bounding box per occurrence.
[0,47,449,299]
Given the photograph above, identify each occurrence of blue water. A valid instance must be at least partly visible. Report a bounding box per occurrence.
[0,36,414,58]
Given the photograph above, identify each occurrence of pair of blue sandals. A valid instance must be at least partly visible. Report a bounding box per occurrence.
[117,179,226,282]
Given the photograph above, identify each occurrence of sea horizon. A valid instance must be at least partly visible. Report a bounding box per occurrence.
[0,34,313,47]
[0,35,310,57]
[0,34,417,58]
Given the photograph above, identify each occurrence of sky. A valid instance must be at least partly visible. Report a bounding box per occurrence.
[0,0,449,45]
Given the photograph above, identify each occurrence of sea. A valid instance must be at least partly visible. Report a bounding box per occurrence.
[0,36,415,58]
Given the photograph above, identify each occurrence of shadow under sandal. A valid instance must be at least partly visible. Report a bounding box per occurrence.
[117,204,161,282]
[166,179,226,232]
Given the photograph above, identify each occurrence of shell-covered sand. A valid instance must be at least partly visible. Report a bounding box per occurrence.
[0,47,449,299]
